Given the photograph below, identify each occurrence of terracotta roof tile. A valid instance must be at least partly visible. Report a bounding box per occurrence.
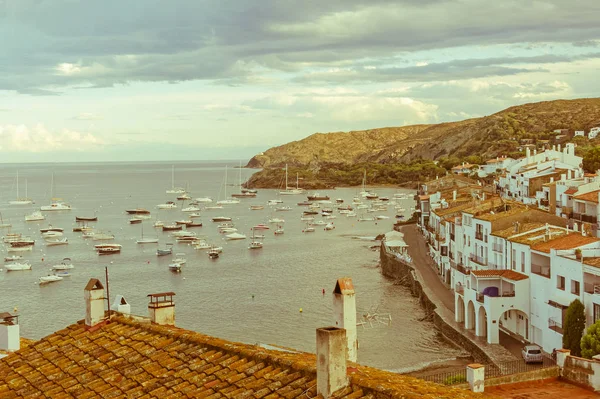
[532,234,600,253]
[471,270,529,281]
[564,187,578,195]
[574,190,600,203]
[0,316,488,399]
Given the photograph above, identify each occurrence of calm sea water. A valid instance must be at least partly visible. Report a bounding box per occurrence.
[0,161,460,370]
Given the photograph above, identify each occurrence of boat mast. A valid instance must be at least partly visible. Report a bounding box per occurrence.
[239,160,242,190]
[224,166,228,198]
[285,164,288,190]
[16,171,19,199]
[25,179,27,200]
[171,165,175,190]
[296,173,299,190]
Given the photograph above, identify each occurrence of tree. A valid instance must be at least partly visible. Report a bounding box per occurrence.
[583,146,600,174]
[563,299,586,356]
[581,320,600,359]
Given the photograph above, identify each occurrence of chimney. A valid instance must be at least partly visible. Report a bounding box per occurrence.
[561,174,566,181]
[526,147,531,162]
[333,278,358,362]
[148,292,175,325]
[0,313,19,352]
[111,295,131,315]
[453,190,457,201]
[534,149,537,156]
[84,278,105,328]
[558,144,562,152]
[316,327,348,398]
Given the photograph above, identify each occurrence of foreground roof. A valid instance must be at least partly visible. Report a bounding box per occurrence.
[0,315,485,399]
[574,190,600,203]
[532,234,600,253]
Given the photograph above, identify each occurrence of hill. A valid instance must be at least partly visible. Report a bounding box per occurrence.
[247,98,600,169]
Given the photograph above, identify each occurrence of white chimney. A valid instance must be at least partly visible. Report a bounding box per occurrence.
[453,190,457,201]
[333,278,357,363]
[148,292,175,325]
[111,295,131,315]
[316,327,348,398]
[0,313,20,352]
[561,174,566,181]
[526,147,531,162]
[558,144,562,152]
[84,278,105,328]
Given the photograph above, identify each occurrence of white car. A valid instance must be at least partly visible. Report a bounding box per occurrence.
[521,345,543,364]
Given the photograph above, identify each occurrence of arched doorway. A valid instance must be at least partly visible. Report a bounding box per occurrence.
[456,296,465,324]
[466,301,475,330]
[499,309,529,341]
[477,306,488,339]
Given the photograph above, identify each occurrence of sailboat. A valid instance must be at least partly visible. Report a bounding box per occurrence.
[231,161,257,198]
[217,166,241,205]
[166,165,186,194]
[0,213,11,229]
[248,228,263,249]
[279,165,303,195]
[9,172,33,205]
[360,169,378,199]
[40,173,71,211]
[137,224,158,244]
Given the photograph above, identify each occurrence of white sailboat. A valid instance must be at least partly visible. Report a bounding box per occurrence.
[217,166,241,205]
[248,229,263,249]
[40,173,71,211]
[9,172,33,205]
[166,165,186,194]
[137,224,158,244]
[279,165,303,195]
[25,211,45,221]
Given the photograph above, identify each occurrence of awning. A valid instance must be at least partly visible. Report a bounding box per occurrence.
[547,300,568,309]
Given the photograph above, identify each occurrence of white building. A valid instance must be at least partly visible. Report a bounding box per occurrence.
[574,130,585,137]
[589,127,600,139]
[479,156,515,177]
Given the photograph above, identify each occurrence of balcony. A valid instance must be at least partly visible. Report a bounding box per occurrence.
[469,254,487,267]
[531,263,551,278]
[548,318,563,334]
[451,260,471,275]
[540,198,549,207]
[583,214,598,224]
[584,283,600,295]
[492,243,504,253]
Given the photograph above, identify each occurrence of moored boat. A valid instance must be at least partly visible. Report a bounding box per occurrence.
[125,208,151,215]
[4,261,32,271]
[46,238,68,246]
[307,192,330,201]
[39,275,63,284]
[75,216,97,222]
[162,224,183,231]
[211,216,232,222]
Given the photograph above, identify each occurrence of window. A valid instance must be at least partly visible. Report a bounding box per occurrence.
[594,303,600,324]
[572,280,581,296]
[557,275,565,290]
[521,252,525,273]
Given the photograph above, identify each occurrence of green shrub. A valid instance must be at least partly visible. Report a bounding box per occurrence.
[443,375,467,385]
[581,320,600,359]
[563,299,586,357]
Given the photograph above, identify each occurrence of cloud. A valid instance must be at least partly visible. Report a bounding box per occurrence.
[72,112,103,120]
[0,124,104,152]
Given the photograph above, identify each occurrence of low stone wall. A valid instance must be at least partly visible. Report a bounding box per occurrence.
[380,246,501,366]
[485,367,559,387]
[562,355,600,391]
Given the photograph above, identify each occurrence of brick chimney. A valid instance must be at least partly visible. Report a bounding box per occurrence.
[84,279,105,328]
[316,327,348,398]
[0,313,19,352]
[148,292,175,325]
[333,278,358,362]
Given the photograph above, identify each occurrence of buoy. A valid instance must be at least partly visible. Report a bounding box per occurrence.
[299,308,303,313]
[322,288,325,295]
[147,261,150,264]
[41,258,44,261]
[252,294,255,300]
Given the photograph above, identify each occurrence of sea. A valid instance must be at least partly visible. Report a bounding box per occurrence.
[0,161,462,371]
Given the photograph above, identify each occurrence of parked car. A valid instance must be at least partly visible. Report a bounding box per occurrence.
[521,345,543,364]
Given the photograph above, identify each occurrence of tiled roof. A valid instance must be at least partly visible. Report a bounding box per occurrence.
[491,223,546,238]
[574,190,600,204]
[564,188,578,195]
[0,316,484,399]
[451,164,475,170]
[476,206,528,222]
[532,234,600,253]
[583,257,600,269]
[471,270,529,281]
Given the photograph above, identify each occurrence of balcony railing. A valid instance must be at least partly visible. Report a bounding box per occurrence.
[531,263,551,278]
[492,244,504,253]
[476,293,485,303]
[584,283,600,295]
[548,318,563,334]
[451,261,471,275]
[455,284,464,294]
[469,254,487,266]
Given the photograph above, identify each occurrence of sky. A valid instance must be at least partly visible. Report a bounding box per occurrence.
[1,0,599,163]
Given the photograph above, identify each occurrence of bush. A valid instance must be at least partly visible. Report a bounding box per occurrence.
[581,320,600,359]
[563,299,586,357]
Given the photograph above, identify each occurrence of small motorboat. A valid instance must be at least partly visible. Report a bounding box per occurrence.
[219,227,238,234]
[175,220,192,225]
[250,205,264,210]
[303,210,318,215]
[211,216,232,222]
[52,258,74,270]
[177,193,192,201]
[40,225,63,233]
[42,231,63,239]
[172,253,187,264]
[248,241,263,249]
[187,222,203,228]
[46,238,68,246]
[208,249,220,259]
[204,205,224,210]
[182,206,201,212]
[55,271,71,277]
[153,220,164,228]
[217,222,234,230]
[302,226,315,233]
[194,240,211,250]
[376,215,390,220]
[157,244,173,256]
[162,224,183,231]
[169,262,183,272]
[268,218,285,224]
[25,211,45,221]
[267,199,283,205]
[92,232,115,241]
[225,232,247,240]
[125,208,151,215]
[129,218,142,224]
[274,226,284,235]
[307,193,330,201]
[75,216,97,222]
[39,275,63,284]
[311,220,326,226]
[336,198,344,203]
[275,206,292,212]
[324,222,335,231]
[156,201,177,209]
[189,213,202,218]
[176,236,198,242]
[252,224,270,230]
[195,197,213,203]
[379,197,390,201]
[7,245,33,252]
[96,244,122,255]
[4,255,23,262]
[297,201,311,206]
[137,237,159,244]
[4,261,32,271]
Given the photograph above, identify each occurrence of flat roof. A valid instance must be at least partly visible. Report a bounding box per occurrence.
[471,270,529,281]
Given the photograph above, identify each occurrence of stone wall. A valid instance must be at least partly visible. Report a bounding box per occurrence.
[380,247,493,364]
[562,355,600,392]
[485,367,559,387]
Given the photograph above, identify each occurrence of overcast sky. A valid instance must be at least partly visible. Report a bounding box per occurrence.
[1,0,599,162]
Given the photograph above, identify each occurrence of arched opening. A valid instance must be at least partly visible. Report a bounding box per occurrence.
[456,295,465,324]
[499,309,529,341]
[477,306,488,339]
[466,301,475,330]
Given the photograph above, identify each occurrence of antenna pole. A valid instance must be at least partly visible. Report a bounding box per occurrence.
[105,266,111,318]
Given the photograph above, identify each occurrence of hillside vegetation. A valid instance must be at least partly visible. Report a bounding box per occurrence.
[247,98,600,169]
